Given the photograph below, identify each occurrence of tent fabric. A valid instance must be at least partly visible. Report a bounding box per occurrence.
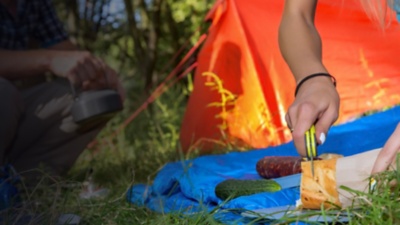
[128,105,400,224]
[179,0,400,153]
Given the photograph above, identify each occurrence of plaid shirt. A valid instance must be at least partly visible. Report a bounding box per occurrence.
[0,0,68,50]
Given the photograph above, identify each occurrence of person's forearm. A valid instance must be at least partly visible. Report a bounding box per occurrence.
[0,40,78,80]
[278,12,328,83]
[0,50,55,80]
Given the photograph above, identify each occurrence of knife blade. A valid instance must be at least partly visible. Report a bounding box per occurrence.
[272,173,301,190]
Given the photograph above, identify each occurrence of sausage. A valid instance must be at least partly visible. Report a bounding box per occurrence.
[256,156,303,179]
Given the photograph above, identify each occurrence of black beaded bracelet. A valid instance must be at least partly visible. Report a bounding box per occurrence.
[294,73,336,97]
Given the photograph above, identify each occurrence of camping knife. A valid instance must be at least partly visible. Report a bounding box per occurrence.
[305,125,318,177]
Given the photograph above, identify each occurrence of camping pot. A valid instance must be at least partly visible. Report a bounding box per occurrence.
[70,79,123,124]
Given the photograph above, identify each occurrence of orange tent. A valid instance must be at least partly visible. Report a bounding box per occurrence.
[180,0,400,153]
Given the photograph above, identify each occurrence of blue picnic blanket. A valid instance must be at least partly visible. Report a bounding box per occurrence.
[127,105,400,224]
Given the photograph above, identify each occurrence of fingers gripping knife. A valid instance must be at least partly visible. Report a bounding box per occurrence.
[305,125,318,177]
[70,80,123,124]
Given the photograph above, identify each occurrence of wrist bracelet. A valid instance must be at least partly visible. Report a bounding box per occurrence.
[294,73,337,97]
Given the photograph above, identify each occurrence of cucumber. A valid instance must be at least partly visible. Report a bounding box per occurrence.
[215,179,282,200]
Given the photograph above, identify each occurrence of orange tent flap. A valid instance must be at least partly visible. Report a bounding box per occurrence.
[180,0,400,153]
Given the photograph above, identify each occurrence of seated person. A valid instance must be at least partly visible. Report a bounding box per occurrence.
[0,0,125,181]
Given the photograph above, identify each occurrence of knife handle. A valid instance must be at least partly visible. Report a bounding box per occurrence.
[305,125,318,159]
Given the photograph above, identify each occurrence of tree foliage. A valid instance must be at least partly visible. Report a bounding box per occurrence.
[54,0,213,92]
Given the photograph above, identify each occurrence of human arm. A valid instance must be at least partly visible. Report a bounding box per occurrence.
[0,41,85,82]
[278,0,339,156]
[0,41,120,92]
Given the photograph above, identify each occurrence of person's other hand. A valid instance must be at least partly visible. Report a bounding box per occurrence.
[371,123,400,174]
[286,76,339,156]
[49,51,102,86]
[48,51,125,101]
[82,60,126,102]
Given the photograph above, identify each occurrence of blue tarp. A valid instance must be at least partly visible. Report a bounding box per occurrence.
[127,105,400,224]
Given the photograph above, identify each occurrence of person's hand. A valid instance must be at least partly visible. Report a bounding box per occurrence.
[48,50,125,100]
[82,59,126,102]
[286,76,340,156]
[49,51,102,86]
[371,123,400,174]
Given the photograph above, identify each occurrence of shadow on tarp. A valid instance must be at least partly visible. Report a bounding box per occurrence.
[127,105,400,225]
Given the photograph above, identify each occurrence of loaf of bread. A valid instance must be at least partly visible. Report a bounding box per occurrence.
[299,149,382,209]
[300,158,341,209]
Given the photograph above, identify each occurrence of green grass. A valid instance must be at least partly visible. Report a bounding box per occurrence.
[4,81,400,225]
